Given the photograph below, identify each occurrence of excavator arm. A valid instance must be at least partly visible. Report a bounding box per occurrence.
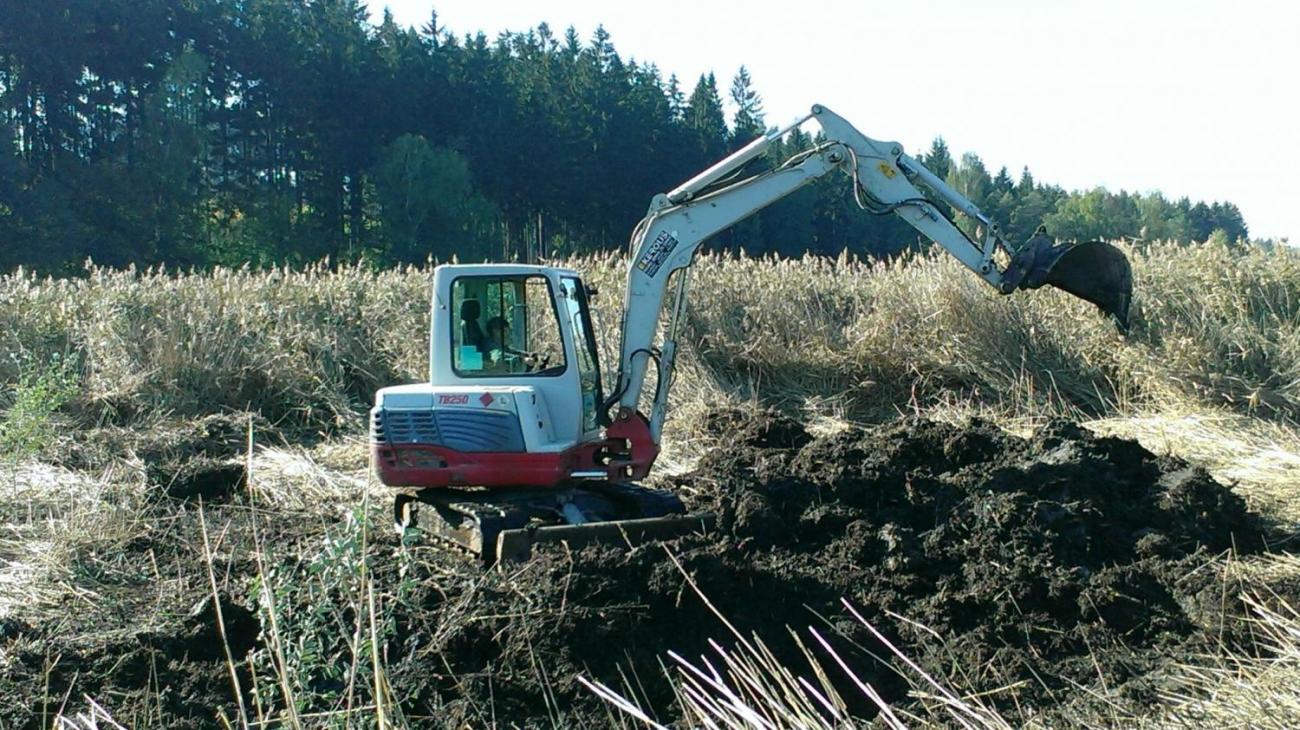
[602,104,1132,472]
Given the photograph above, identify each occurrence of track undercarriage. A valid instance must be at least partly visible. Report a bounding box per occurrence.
[393,483,713,564]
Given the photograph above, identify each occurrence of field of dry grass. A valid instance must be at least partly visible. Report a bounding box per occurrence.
[1,239,1298,727]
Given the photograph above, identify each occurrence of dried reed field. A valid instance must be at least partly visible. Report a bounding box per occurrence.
[2,240,1298,727]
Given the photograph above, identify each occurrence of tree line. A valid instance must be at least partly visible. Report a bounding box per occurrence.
[0,0,1250,273]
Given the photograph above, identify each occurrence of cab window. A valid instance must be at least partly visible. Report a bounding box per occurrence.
[451,275,567,377]
[560,277,601,433]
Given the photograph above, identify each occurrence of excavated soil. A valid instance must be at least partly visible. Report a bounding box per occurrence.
[377,413,1276,726]
[0,412,1285,727]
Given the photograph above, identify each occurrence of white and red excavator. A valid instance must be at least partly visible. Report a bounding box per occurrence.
[370,104,1133,562]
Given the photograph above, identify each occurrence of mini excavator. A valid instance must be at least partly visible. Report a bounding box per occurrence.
[370,105,1133,562]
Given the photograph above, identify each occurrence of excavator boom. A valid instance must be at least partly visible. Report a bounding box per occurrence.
[606,105,1132,457]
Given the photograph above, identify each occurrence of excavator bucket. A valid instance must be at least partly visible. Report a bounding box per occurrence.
[1041,241,1133,327]
[1006,229,1133,329]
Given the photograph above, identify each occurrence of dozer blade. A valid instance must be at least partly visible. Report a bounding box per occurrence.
[394,483,713,564]
[496,513,715,563]
[1007,229,1133,329]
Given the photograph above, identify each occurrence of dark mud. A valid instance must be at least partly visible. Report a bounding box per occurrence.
[0,414,273,727]
[0,486,308,728]
[0,593,262,729]
[153,457,247,501]
[0,413,1284,727]
[60,411,268,500]
[138,413,264,501]
[376,414,1277,726]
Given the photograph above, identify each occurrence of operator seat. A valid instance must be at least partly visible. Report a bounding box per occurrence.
[460,299,489,353]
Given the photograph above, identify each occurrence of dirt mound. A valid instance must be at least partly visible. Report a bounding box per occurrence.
[377,417,1272,725]
[136,413,263,501]
[0,596,259,730]
[57,412,268,500]
[701,405,815,449]
[175,592,261,661]
[153,457,247,500]
[0,616,30,641]
[0,490,293,729]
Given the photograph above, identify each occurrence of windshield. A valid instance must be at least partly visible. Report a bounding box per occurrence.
[450,275,567,377]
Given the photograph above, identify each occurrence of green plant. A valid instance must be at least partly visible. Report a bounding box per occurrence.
[0,351,79,461]
[250,505,414,724]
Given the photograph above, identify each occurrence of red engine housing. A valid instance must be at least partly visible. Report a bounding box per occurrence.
[373,410,659,489]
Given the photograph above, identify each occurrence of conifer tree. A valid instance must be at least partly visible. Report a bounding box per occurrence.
[729,66,765,145]
[686,73,729,162]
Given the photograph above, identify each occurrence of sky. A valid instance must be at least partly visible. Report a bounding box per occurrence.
[365,0,1299,241]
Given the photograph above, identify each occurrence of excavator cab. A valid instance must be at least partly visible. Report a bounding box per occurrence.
[373,265,604,491]
[371,264,704,562]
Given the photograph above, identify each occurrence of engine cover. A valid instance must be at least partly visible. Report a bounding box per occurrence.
[370,383,580,488]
